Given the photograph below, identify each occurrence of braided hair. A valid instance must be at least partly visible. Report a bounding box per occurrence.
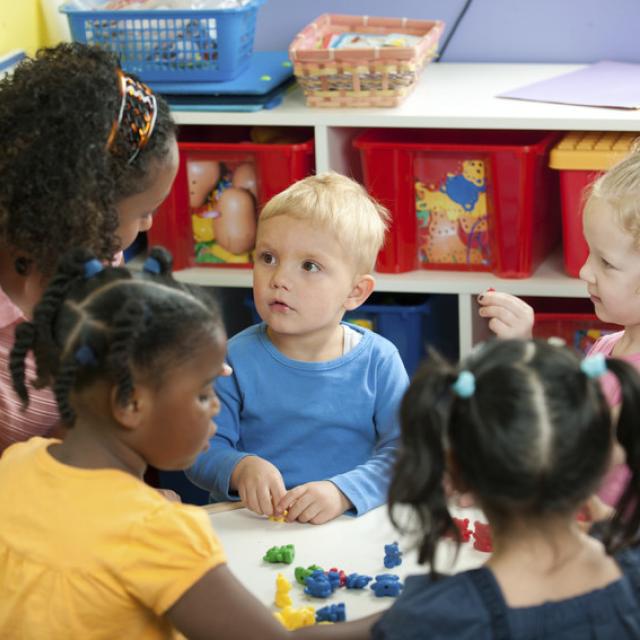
[388,339,640,574]
[10,247,224,426]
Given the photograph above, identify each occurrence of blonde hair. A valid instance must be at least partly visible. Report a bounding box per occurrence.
[587,145,640,245]
[259,172,390,272]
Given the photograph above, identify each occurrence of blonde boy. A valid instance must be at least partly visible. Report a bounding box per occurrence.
[188,172,409,524]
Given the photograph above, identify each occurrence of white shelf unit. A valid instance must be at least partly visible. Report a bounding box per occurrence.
[171,63,640,356]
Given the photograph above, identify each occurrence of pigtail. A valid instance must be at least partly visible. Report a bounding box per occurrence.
[143,245,174,276]
[52,355,81,425]
[388,350,458,573]
[30,248,98,387]
[9,322,37,407]
[107,298,149,406]
[602,358,640,552]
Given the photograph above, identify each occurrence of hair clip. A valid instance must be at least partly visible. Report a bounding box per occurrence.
[83,258,104,279]
[452,370,475,398]
[580,353,607,379]
[74,344,98,367]
[142,256,161,275]
[107,68,158,165]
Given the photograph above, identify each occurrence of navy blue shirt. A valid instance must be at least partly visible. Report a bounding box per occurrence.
[373,548,640,639]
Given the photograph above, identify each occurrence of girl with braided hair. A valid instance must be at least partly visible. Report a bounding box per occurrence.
[0,247,376,639]
[0,42,178,452]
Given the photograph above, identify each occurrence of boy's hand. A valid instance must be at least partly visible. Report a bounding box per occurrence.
[230,456,286,516]
[477,290,534,339]
[277,481,352,525]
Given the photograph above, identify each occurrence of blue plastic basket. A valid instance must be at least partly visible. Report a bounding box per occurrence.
[344,298,431,377]
[60,1,265,82]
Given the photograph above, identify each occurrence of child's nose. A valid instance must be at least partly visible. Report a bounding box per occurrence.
[270,265,290,290]
[579,256,595,283]
[210,396,220,419]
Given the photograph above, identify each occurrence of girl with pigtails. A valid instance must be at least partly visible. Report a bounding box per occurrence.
[374,339,640,640]
[0,247,377,640]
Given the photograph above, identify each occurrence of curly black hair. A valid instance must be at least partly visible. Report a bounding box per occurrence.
[0,43,177,276]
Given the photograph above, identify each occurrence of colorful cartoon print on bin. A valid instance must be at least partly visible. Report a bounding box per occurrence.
[415,159,490,266]
[188,158,258,264]
[232,162,258,197]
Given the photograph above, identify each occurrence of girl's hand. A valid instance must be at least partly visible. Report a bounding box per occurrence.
[168,563,379,639]
[477,290,534,339]
[230,456,286,516]
[157,489,182,503]
[277,481,352,525]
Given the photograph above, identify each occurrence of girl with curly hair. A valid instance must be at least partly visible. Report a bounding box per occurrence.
[0,42,178,452]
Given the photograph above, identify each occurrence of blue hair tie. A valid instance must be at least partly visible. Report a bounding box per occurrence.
[452,370,475,398]
[581,353,607,379]
[142,256,161,275]
[74,344,97,367]
[83,259,104,279]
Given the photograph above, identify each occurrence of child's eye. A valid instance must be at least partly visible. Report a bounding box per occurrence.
[199,387,214,403]
[259,251,276,265]
[601,257,614,269]
[302,261,320,273]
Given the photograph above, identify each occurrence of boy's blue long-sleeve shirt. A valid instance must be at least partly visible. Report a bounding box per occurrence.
[187,322,409,515]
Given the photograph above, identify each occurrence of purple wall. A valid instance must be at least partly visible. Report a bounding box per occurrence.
[254,0,639,63]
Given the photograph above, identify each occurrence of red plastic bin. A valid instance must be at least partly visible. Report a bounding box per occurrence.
[148,127,315,271]
[354,129,561,277]
[528,298,621,354]
[549,132,636,278]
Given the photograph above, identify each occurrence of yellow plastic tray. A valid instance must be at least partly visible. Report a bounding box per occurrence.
[549,131,638,171]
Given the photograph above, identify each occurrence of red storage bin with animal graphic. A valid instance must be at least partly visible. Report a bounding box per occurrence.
[148,126,315,271]
[549,131,636,277]
[354,129,561,277]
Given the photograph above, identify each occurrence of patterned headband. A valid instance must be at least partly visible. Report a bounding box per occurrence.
[107,69,158,165]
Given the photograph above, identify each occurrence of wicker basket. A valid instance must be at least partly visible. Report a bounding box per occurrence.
[289,14,444,108]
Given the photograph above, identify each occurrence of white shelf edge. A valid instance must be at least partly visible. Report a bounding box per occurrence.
[171,63,640,132]
[173,250,587,298]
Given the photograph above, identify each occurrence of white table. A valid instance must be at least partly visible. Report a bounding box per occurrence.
[208,504,488,621]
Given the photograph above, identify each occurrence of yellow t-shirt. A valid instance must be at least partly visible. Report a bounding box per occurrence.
[0,437,226,639]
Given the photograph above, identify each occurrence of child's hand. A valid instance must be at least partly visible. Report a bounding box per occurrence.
[442,472,475,508]
[477,290,534,339]
[230,456,286,516]
[277,481,352,525]
[157,488,182,503]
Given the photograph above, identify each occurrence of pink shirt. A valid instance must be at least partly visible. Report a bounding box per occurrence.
[0,285,59,454]
[588,331,640,506]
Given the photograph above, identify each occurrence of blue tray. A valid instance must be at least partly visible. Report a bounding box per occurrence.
[149,51,293,96]
[165,78,295,112]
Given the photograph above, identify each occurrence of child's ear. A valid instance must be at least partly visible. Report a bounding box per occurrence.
[110,384,150,431]
[344,274,375,311]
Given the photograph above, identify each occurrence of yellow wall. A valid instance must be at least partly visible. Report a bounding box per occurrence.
[0,0,45,57]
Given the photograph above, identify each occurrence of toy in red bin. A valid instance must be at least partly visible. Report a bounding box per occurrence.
[188,159,258,264]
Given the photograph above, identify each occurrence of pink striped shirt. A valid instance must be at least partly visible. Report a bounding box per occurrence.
[0,285,59,454]
[588,331,640,506]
